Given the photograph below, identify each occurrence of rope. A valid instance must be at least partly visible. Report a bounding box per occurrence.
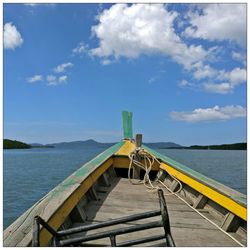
[128,148,182,195]
[128,148,245,247]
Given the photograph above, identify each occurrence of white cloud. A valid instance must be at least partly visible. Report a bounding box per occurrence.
[58,75,67,83]
[91,4,208,70]
[180,65,246,94]
[222,68,246,86]
[191,63,246,88]
[72,42,88,55]
[184,4,246,46]
[26,75,43,83]
[171,105,246,123]
[46,75,68,86]
[101,59,112,65]
[24,3,37,6]
[148,76,160,84]
[53,62,73,73]
[232,51,246,65]
[46,75,57,86]
[192,62,216,80]
[203,83,232,94]
[179,80,189,87]
[217,67,246,86]
[178,79,198,90]
[24,3,56,7]
[90,3,246,96]
[4,22,24,50]
[202,67,246,94]
[28,65,71,86]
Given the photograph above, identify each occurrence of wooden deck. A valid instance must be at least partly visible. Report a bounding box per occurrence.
[70,177,241,247]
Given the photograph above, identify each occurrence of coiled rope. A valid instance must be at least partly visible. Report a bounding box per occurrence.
[128,147,182,195]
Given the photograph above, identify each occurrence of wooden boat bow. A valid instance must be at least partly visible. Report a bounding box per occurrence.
[4,111,247,247]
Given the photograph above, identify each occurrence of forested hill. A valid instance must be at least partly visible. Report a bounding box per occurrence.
[189,143,247,150]
[4,139,246,150]
[3,139,31,149]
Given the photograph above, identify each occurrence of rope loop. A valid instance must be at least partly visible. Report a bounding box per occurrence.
[128,148,183,196]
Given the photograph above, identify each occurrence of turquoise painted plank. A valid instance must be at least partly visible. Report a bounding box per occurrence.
[122,111,133,139]
[49,141,125,198]
[143,145,246,207]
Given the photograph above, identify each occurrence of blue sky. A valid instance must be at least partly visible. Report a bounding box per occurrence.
[3,3,247,145]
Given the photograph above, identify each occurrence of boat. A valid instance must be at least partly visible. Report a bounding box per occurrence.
[4,111,247,247]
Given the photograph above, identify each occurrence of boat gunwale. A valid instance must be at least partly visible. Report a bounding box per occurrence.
[3,141,125,247]
[141,145,246,221]
[142,145,246,204]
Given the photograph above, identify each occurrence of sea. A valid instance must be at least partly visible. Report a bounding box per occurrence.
[3,146,247,229]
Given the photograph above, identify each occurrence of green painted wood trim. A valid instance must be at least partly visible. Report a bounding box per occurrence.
[4,141,125,247]
[122,111,133,139]
[49,141,125,198]
[143,145,246,207]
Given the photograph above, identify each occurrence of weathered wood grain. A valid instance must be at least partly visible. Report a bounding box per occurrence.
[79,178,243,247]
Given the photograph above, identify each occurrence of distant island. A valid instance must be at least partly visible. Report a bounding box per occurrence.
[187,143,247,150]
[144,142,182,148]
[3,139,54,149]
[164,142,247,150]
[4,139,31,149]
[45,139,115,149]
[3,139,247,150]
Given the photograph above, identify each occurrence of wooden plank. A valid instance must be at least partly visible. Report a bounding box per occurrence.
[170,180,180,192]
[81,225,165,246]
[114,142,135,157]
[99,172,110,187]
[87,199,190,212]
[81,178,242,247]
[221,212,241,232]
[171,227,239,247]
[107,182,181,201]
[193,194,208,209]
[85,210,216,230]
[229,232,247,246]
[122,111,133,139]
[135,134,142,148]
[98,192,184,204]
[86,205,209,222]
[113,156,159,170]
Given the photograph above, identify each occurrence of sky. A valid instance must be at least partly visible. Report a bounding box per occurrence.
[3,3,247,145]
